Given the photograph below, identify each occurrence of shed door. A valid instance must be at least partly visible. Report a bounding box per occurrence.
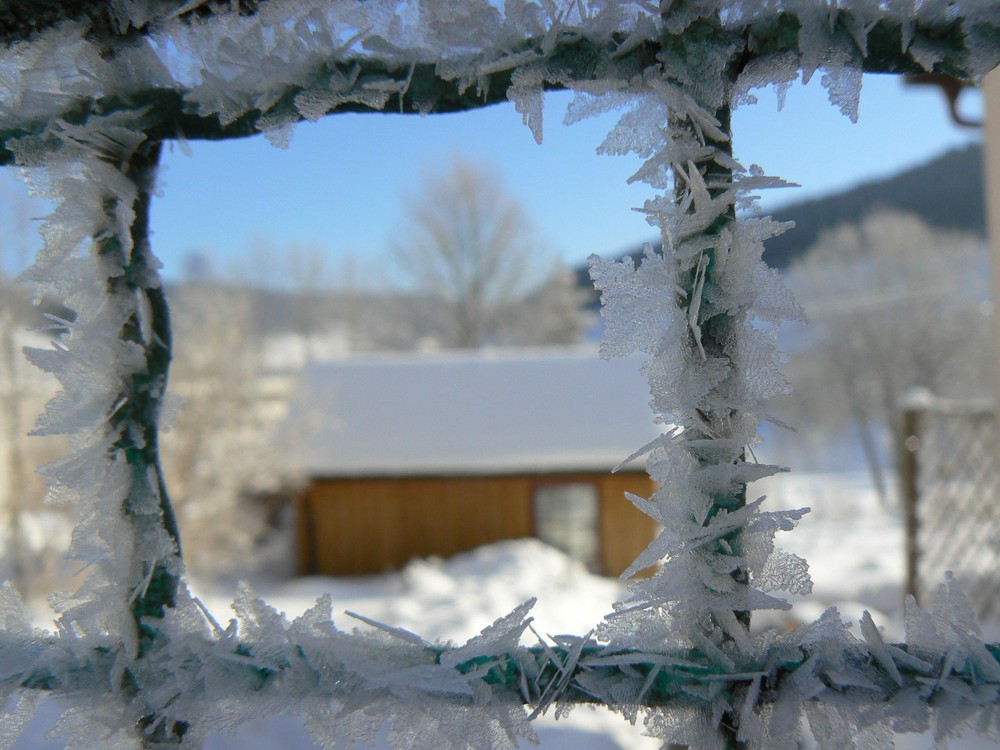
[533,483,599,570]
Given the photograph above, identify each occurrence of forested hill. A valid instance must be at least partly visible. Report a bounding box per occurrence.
[577,142,985,292]
[761,142,985,269]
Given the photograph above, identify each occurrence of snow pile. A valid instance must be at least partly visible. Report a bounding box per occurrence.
[198,540,622,646]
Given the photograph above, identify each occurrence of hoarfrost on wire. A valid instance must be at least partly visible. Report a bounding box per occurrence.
[0,1,998,748]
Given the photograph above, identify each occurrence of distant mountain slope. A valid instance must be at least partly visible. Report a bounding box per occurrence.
[762,142,984,269]
[576,142,985,295]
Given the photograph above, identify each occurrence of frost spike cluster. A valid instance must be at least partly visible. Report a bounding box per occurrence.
[582,53,814,744]
[2,0,1000,157]
[0,577,996,748]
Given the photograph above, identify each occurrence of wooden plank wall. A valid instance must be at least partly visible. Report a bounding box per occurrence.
[297,472,657,577]
[596,473,657,577]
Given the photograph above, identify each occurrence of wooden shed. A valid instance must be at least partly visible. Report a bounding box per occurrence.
[290,348,662,577]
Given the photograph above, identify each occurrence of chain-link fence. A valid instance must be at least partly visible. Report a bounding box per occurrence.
[901,396,1000,622]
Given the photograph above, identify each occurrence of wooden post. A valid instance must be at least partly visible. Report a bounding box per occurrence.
[900,407,921,604]
[986,71,1000,503]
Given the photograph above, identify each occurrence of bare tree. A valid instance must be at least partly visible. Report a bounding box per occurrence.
[779,210,991,503]
[392,158,584,348]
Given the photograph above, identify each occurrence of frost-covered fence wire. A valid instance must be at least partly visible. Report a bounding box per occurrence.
[1,2,1000,749]
[901,398,1000,622]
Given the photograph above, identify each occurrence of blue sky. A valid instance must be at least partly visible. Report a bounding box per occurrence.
[0,73,983,286]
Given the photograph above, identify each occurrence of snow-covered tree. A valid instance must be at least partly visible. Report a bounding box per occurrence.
[0,275,71,598]
[0,188,74,600]
[783,211,991,500]
[160,282,301,579]
[495,263,590,346]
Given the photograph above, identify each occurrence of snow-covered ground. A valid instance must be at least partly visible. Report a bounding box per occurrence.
[11,471,1000,749]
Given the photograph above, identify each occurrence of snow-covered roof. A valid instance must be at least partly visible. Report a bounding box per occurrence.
[289,347,664,477]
